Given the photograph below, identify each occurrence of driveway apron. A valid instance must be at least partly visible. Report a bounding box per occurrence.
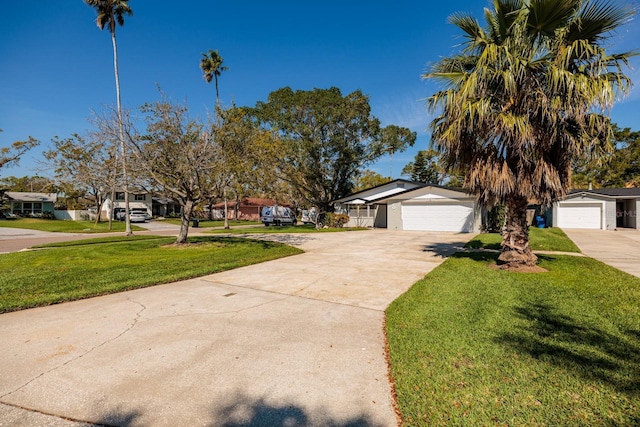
[562,228,640,278]
[0,230,470,426]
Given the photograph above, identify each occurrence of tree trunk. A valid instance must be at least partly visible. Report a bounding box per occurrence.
[112,31,132,236]
[498,194,537,268]
[176,200,193,244]
[223,187,230,229]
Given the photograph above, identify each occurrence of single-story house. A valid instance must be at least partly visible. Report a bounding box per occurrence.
[334,180,482,233]
[152,197,181,218]
[4,192,57,217]
[211,198,292,220]
[552,188,640,230]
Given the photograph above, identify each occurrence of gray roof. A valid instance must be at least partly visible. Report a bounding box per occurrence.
[5,192,57,203]
[569,188,640,198]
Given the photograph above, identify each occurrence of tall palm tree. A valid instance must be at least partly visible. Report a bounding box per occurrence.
[84,0,134,235]
[425,0,634,268]
[200,49,228,106]
[200,49,229,228]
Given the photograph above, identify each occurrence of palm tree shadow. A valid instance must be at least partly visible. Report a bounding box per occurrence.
[214,392,383,427]
[421,240,470,257]
[495,302,640,395]
[93,406,142,426]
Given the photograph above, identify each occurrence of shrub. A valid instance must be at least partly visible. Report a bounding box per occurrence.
[324,213,349,228]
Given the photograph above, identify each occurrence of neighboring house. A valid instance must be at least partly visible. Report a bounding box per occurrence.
[103,192,152,220]
[152,197,181,218]
[552,188,640,230]
[5,192,57,217]
[334,180,482,233]
[211,198,292,221]
[333,179,423,228]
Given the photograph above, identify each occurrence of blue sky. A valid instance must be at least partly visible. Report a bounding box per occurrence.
[1,0,639,180]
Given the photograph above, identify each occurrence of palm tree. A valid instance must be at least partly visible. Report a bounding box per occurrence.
[200,49,230,228]
[200,49,228,106]
[84,0,134,235]
[425,0,634,268]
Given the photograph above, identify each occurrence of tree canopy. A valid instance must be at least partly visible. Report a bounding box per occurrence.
[250,86,414,212]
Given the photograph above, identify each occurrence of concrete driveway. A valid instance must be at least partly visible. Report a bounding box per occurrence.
[562,228,640,278]
[0,230,471,426]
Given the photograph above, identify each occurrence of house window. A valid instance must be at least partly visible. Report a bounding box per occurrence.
[134,194,146,201]
[33,202,42,213]
[23,202,32,211]
[115,192,125,201]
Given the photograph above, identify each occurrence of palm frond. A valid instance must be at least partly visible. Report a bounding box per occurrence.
[567,0,636,43]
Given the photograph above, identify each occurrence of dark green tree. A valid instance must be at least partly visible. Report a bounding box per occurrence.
[250,87,414,216]
[401,149,443,184]
[573,124,640,188]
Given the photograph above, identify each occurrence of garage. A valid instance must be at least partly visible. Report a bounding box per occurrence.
[555,202,602,229]
[402,202,475,232]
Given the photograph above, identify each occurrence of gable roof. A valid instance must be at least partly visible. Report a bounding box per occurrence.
[332,179,424,204]
[374,184,473,204]
[5,192,57,203]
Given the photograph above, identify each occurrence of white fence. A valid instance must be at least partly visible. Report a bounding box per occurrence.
[54,210,97,221]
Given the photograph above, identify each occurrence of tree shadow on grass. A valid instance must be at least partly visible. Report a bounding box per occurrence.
[495,301,640,396]
[187,235,311,249]
[449,250,499,263]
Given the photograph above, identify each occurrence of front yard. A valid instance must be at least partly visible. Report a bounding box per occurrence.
[0,218,146,233]
[386,230,640,426]
[0,235,302,313]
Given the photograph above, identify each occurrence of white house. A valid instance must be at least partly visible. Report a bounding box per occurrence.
[552,188,640,230]
[334,180,482,233]
[103,192,153,220]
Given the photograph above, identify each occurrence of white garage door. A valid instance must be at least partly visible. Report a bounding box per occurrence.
[402,203,475,232]
[556,203,602,229]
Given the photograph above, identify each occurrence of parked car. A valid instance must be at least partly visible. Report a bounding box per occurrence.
[131,208,152,221]
[129,212,148,223]
[261,205,297,226]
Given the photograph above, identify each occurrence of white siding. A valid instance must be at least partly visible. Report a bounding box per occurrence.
[556,202,602,229]
[401,203,475,232]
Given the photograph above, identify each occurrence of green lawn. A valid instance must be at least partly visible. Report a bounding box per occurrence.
[208,224,369,234]
[158,218,262,227]
[0,235,302,313]
[386,252,640,426]
[465,227,581,252]
[0,218,146,233]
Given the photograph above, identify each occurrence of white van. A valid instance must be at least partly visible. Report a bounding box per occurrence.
[261,205,297,226]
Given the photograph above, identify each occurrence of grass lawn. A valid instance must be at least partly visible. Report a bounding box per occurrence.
[465,227,580,252]
[386,252,640,426]
[158,218,262,227]
[0,218,146,233]
[0,235,302,313]
[208,224,369,234]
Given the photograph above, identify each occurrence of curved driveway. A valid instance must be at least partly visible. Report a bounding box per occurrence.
[0,229,471,426]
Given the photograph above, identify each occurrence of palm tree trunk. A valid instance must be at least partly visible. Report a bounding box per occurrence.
[112,31,132,236]
[498,194,537,267]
